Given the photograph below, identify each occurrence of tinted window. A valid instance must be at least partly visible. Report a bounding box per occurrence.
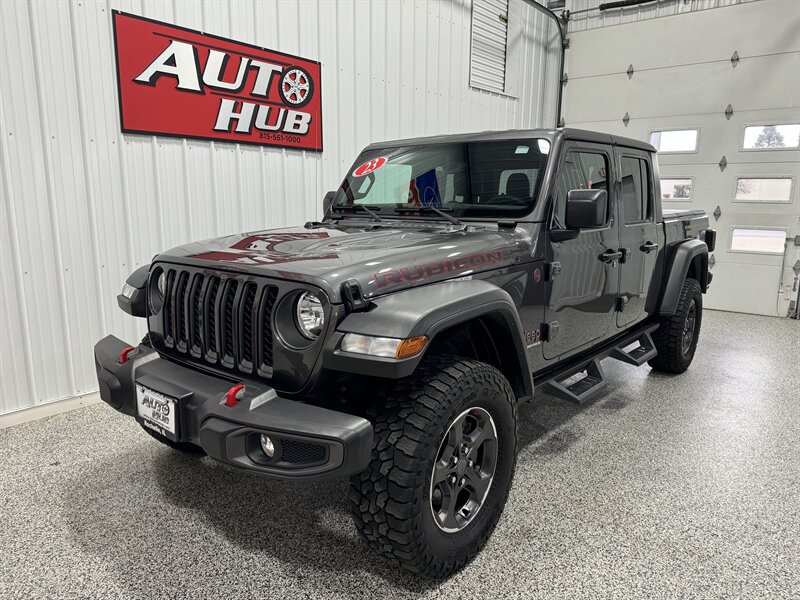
[553,151,608,228]
[334,139,550,219]
[620,156,651,223]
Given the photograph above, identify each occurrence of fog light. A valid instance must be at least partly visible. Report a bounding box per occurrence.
[260,434,275,458]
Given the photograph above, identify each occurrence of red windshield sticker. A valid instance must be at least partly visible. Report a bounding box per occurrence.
[353,157,387,177]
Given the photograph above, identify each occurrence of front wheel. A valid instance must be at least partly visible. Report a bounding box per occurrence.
[649,278,703,374]
[349,357,518,578]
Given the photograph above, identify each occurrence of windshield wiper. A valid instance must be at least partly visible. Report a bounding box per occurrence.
[398,205,466,229]
[331,204,383,222]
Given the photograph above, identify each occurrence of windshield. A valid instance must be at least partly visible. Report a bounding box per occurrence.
[332,139,551,219]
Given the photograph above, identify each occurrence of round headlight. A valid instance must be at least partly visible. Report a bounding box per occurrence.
[157,272,167,299]
[295,292,325,339]
[149,270,167,313]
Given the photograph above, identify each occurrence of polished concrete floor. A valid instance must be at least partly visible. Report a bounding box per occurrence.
[1,310,798,599]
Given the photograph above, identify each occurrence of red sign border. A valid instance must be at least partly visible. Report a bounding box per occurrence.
[111,10,324,152]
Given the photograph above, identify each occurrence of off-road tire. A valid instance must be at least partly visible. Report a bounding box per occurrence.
[349,357,518,578]
[649,278,702,374]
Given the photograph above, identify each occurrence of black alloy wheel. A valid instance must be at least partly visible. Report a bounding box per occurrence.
[682,299,697,355]
[430,407,498,532]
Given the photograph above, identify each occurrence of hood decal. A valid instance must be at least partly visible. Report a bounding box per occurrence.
[374,248,513,289]
[191,232,339,265]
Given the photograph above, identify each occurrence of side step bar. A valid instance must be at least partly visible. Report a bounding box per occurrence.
[608,331,657,366]
[540,325,659,405]
[543,358,607,405]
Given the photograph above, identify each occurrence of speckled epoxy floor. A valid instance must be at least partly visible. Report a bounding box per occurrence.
[1,309,799,599]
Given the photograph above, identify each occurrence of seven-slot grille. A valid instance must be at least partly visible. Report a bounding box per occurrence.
[160,268,279,375]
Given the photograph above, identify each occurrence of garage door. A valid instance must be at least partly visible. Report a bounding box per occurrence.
[562,0,800,316]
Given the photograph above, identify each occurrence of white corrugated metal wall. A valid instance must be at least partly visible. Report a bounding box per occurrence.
[561,0,800,317]
[0,0,561,415]
[565,0,758,31]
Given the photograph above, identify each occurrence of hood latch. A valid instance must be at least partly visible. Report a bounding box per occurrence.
[341,279,368,312]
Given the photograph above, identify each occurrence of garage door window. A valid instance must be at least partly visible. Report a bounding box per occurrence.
[729,228,787,254]
[660,178,693,201]
[734,177,794,203]
[742,124,800,150]
[649,129,698,153]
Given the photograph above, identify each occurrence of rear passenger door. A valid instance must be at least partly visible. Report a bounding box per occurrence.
[616,149,659,327]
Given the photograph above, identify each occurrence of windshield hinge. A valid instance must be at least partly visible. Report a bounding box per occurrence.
[341,279,368,312]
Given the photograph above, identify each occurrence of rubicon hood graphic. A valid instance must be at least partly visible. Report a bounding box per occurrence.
[157,224,524,300]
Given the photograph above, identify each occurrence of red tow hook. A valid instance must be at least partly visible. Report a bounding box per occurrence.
[118,346,135,364]
[225,384,245,407]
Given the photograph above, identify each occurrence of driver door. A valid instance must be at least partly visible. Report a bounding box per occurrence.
[543,142,620,360]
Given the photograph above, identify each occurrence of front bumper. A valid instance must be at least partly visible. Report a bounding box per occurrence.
[94,335,373,480]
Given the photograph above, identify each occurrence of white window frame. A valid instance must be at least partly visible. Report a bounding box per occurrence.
[648,127,700,155]
[659,176,695,202]
[739,121,800,152]
[728,226,789,255]
[732,176,795,204]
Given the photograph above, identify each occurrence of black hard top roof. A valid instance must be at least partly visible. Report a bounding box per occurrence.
[366,127,656,153]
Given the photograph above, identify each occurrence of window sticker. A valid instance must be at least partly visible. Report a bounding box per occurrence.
[353,157,388,177]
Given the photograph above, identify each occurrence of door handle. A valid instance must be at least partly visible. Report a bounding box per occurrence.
[640,241,659,253]
[598,249,623,263]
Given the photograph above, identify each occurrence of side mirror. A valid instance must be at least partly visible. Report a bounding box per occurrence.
[565,189,607,230]
[322,190,336,217]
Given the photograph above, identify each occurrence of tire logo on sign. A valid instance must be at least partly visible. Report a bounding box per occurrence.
[280,67,313,108]
[353,157,387,177]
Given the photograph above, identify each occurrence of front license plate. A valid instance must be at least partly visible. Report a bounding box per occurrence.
[136,384,178,437]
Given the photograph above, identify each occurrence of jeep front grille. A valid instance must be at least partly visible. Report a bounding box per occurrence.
[161,268,279,375]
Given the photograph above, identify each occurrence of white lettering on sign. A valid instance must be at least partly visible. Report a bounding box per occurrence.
[213,99,312,135]
[134,40,202,92]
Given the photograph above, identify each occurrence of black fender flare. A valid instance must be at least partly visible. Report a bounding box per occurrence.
[658,239,709,316]
[322,280,533,396]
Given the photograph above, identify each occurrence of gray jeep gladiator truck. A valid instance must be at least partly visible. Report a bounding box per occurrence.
[95,128,715,577]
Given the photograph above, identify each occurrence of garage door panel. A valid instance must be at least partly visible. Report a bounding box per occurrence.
[565,54,800,127]
[569,110,800,170]
[565,1,799,317]
[566,0,800,79]
[705,262,792,316]
[661,163,799,216]
[711,213,794,264]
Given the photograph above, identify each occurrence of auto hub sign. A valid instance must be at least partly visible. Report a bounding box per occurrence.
[112,11,323,151]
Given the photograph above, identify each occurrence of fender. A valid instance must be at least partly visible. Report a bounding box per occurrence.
[117,264,150,317]
[322,280,533,396]
[657,239,709,316]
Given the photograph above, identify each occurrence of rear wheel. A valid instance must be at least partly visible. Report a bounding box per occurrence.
[649,278,703,374]
[349,357,517,578]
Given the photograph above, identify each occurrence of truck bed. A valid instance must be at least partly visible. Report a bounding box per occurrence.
[662,208,709,245]
[663,208,706,220]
